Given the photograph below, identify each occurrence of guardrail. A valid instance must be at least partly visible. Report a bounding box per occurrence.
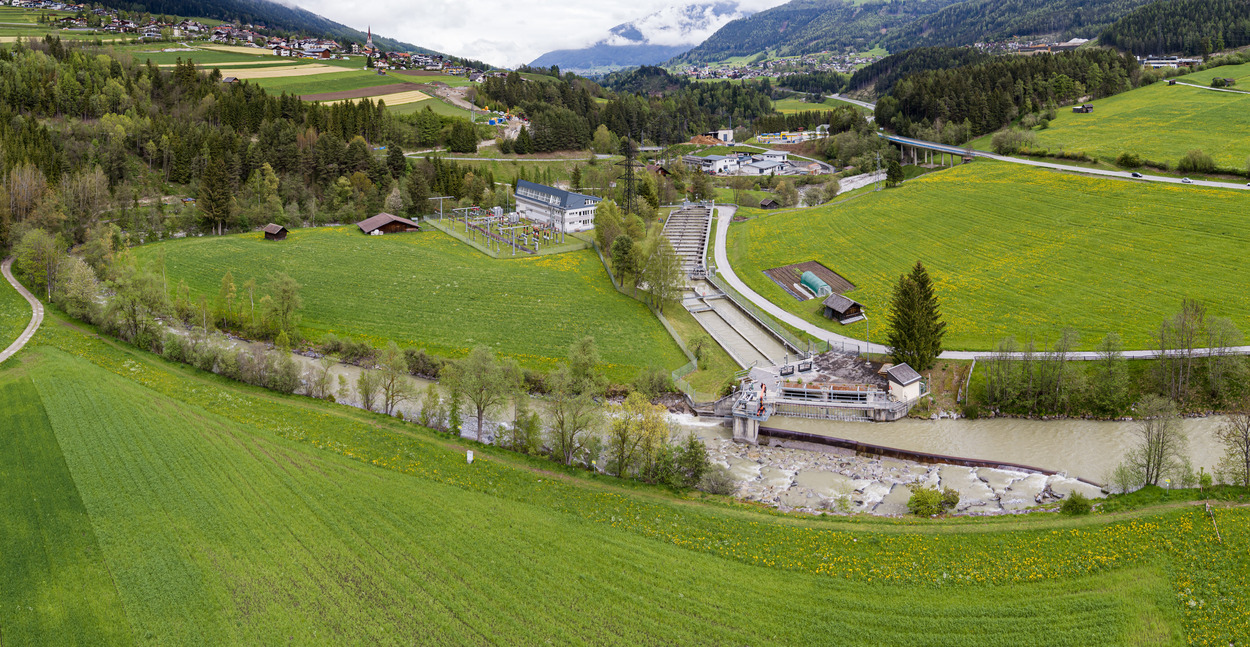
[703,272,817,356]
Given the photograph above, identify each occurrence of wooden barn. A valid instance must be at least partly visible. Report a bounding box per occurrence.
[262,223,288,240]
[822,293,865,324]
[759,198,780,209]
[357,213,421,235]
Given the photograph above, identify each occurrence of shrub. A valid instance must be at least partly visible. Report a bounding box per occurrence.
[403,348,443,378]
[990,129,1035,155]
[907,485,959,517]
[1115,152,1143,168]
[1177,149,1215,174]
[697,464,735,495]
[907,486,943,517]
[631,365,672,399]
[1060,491,1092,515]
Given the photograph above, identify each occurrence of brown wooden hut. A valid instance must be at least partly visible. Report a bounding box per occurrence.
[759,198,780,209]
[357,213,421,235]
[822,293,864,324]
[262,223,288,240]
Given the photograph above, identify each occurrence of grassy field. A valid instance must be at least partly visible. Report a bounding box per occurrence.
[727,161,1250,351]
[968,64,1250,169]
[133,227,687,381]
[390,95,469,118]
[251,71,412,95]
[3,311,1248,644]
[774,96,872,115]
[0,274,28,352]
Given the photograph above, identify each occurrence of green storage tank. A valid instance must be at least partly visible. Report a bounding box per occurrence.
[800,271,832,298]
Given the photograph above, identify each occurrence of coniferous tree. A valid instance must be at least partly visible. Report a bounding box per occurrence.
[198,157,235,236]
[886,261,946,370]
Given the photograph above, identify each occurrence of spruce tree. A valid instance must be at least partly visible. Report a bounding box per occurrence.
[886,261,945,370]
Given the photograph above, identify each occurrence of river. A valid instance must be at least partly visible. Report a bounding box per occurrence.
[762,415,1226,484]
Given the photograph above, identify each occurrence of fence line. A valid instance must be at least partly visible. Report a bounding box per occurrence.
[593,241,717,402]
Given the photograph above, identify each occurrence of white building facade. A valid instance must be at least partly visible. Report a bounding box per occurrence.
[515,180,602,233]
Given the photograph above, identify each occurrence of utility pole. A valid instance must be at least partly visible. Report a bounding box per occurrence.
[429,195,453,220]
[875,152,882,192]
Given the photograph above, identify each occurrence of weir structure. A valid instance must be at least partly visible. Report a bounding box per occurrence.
[731,356,928,443]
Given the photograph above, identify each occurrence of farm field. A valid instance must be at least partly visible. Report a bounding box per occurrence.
[207,63,354,80]
[774,95,872,115]
[727,161,1250,351]
[968,65,1250,169]
[246,70,411,96]
[133,227,686,380]
[390,95,470,117]
[5,317,1249,644]
[315,89,429,107]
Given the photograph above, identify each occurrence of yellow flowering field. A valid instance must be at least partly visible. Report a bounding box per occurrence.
[729,162,1250,350]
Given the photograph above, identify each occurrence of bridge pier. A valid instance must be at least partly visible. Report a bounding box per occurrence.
[733,415,760,444]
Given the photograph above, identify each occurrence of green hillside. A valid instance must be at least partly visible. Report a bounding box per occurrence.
[133,227,687,381]
[727,162,1250,351]
[3,311,1248,643]
[969,64,1250,169]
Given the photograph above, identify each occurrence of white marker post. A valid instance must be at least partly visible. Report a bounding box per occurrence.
[467,450,474,465]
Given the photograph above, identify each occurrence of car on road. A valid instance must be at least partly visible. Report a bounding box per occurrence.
[1181,177,1193,184]
[1131,172,1143,178]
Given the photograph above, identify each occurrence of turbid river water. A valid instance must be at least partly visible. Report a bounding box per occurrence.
[762,415,1227,484]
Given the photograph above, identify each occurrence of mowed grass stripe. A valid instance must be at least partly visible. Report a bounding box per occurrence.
[728,162,1250,350]
[136,227,686,380]
[15,343,1190,644]
[0,268,29,351]
[0,375,133,645]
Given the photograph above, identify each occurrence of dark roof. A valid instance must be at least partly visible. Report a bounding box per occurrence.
[263,223,286,234]
[515,179,600,210]
[759,198,779,207]
[821,293,861,314]
[357,212,420,233]
[885,363,922,386]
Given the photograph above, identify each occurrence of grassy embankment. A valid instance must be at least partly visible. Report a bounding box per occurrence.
[727,161,1250,351]
[3,305,1248,643]
[967,63,1250,170]
[133,226,688,383]
[774,96,873,116]
[0,273,29,349]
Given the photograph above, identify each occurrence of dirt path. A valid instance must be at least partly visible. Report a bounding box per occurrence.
[1,257,44,363]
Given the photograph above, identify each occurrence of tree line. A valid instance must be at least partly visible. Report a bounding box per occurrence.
[874,48,1140,140]
[1099,0,1250,56]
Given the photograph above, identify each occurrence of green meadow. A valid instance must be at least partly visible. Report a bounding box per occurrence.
[969,64,1250,169]
[774,95,873,115]
[133,227,687,380]
[244,70,409,96]
[727,162,1250,351]
[3,310,1247,644]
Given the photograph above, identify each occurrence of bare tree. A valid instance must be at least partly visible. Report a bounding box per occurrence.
[1156,299,1207,402]
[356,368,380,413]
[1128,395,1188,486]
[984,337,1017,410]
[545,365,601,465]
[1203,317,1243,404]
[375,342,415,417]
[303,355,337,400]
[1217,400,1250,488]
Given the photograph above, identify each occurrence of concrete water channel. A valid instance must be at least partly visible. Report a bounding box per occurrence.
[685,280,792,368]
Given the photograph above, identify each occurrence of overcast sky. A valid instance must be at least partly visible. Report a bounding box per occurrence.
[289,0,786,67]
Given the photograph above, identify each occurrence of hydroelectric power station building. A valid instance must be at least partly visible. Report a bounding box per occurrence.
[514,180,601,234]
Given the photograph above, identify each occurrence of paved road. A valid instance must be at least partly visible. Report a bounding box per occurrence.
[829,94,876,111]
[885,133,1250,191]
[710,206,1250,360]
[1172,80,1250,95]
[0,257,44,364]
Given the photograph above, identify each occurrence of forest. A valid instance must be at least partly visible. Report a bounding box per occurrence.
[482,68,774,148]
[1099,0,1250,56]
[845,47,989,96]
[873,49,1140,140]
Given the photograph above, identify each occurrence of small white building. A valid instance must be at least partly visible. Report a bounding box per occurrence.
[885,364,923,402]
[515,180,601,233]
[757,150,788,163]
[703,128,734,143]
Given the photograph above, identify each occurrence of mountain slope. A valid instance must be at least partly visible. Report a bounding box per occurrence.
[99,0,453,58]
[530,2,757,74]
[1099,0,1250,56]
[674,0,1158,64]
